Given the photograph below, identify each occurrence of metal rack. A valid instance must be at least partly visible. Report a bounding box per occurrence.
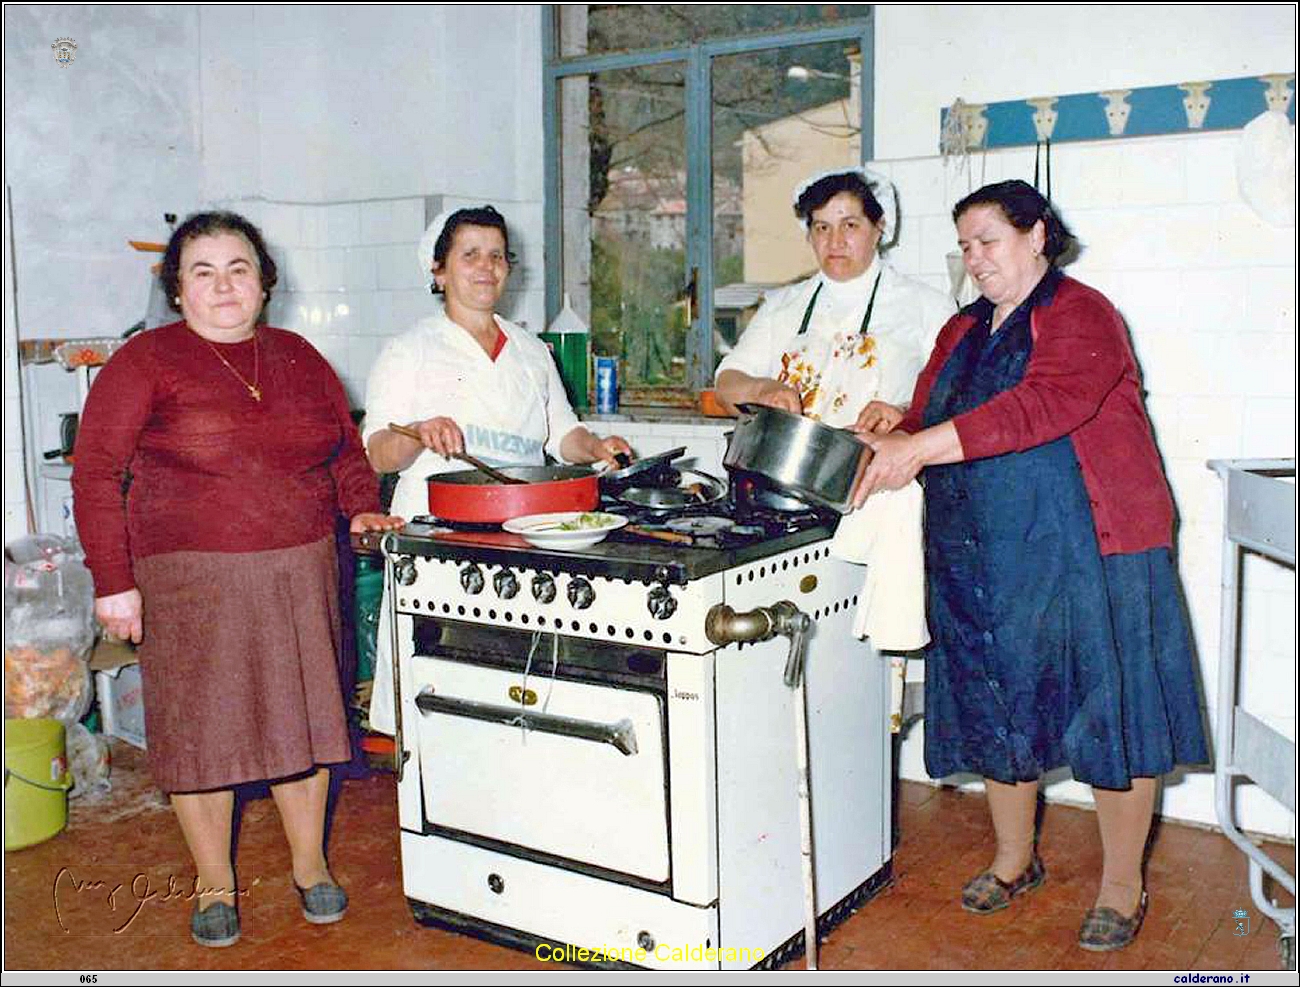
[1208,458,1296,967]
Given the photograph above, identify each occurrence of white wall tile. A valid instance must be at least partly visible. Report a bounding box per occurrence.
[321,202,361,247]
[1240,398,1298,457]
[259,201,301,250]
[376,244,421,291]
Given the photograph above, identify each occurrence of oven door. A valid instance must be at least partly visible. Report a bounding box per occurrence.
[409,654,671,884]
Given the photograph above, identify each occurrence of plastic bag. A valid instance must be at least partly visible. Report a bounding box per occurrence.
[4,535,96,724]
[66,721,112,799]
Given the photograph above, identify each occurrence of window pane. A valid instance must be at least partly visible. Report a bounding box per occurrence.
[558,4,871,58]
[713,42,860,367]
[559,64,689,394]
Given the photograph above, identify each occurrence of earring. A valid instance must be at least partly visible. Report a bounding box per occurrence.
[173,296,180,305]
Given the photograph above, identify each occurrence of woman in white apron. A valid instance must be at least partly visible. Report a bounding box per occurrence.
[362,206,630,733]
[715,167,955,704]
[715,167,953,432]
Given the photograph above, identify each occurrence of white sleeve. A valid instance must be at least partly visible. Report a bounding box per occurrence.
[715,290,788,382]
[918,284,957,360]
[361,332,424,445]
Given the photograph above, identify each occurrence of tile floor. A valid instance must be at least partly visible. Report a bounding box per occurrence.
[3,741,1294,972]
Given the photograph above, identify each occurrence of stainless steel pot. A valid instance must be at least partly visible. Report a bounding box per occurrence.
[723,404,872,514]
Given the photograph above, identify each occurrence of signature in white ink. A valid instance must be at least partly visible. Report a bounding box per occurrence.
[52,867,253,933]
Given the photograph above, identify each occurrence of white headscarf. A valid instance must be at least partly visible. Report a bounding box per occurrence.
[792,166,899,250]
[417,209,456,288]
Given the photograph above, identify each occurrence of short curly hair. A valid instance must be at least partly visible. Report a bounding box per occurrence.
[159,211,278,313]
[793,171,884,228]
[430,205,517,295]
[952,180,1075,263]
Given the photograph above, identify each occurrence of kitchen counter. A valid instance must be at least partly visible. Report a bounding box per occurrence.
[579,405,735,428]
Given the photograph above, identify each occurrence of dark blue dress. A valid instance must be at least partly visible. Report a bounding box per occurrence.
[921,271,1209,790]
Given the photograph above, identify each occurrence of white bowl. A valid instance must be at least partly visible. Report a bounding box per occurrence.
[502,511,628,550]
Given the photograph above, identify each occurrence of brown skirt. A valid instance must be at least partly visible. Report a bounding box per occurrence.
[134,537,350,793]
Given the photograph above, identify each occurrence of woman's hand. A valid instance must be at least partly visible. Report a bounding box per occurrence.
[851,400,905,436]
[852,421,964,507]
[593,434,633,467]
[349,512,406,534]
[750,379,804,415]
[95,589,143,645]
[853,432,927,506]
[715,370,803,416]
[403,417,465,457]
[561,427,632,467]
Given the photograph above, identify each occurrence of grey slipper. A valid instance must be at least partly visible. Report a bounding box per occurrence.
[295,881,348,924]
[191,900,240,947]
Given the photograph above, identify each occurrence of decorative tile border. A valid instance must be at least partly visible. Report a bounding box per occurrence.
[941,73,1294,150]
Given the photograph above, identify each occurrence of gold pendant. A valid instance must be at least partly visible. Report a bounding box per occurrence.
[249,386,262,401]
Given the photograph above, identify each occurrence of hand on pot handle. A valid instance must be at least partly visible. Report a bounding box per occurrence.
[850,400,905,436]
[751,379,804,416]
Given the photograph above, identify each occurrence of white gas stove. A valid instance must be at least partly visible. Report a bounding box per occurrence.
[366,514,893,970]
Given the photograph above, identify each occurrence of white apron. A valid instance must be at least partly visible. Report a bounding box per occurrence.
[368,316,565,735]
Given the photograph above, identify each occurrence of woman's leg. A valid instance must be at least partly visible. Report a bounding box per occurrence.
[270,767,334,888]
[983,777,1040,880]
[1092,777,1157,915]
[171,790,236,910]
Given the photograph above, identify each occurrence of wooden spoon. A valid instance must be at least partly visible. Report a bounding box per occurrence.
[387,422,525,485]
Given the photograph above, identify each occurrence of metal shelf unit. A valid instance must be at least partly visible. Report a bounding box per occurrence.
[1208,457,1296,964]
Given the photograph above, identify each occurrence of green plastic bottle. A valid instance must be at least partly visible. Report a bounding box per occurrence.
[540,293,590,411]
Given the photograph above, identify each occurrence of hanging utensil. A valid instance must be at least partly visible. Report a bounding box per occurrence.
[387,422,524,485]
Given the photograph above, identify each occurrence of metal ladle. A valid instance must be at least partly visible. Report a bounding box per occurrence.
[387,422,524,485]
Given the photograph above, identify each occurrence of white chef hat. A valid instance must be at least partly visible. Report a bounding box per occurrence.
[417,209,455,288]
[792,166,899,250]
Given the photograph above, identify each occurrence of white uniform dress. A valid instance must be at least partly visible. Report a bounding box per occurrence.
[718,258,954,725]
[717,258,952,429]
[362,308,584,734]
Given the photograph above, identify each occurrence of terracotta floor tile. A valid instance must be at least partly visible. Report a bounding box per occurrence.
[6,750,1295,973]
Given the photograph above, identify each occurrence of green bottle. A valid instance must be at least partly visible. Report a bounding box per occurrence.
[540,293,590,411]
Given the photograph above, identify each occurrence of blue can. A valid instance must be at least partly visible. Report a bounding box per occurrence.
[595,356,618,414]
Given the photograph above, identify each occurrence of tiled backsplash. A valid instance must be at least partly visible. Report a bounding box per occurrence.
[212,195,546,409]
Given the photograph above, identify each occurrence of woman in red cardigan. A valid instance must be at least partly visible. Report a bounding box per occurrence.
[856,181,1208,951]
[73,211,402,947]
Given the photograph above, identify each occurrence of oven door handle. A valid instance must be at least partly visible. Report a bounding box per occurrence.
[414,691,639,756]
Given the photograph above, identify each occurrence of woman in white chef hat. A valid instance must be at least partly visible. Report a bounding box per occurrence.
[716,168,956,704]
[361,205,630,734]
[715,167,954,433]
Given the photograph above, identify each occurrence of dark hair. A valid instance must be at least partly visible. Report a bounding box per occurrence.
[160,211,278,313]
[793,171,884,228]
[431,205,517,295]
[952,180,1075,262]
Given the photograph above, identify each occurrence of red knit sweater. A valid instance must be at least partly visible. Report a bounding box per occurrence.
[899,276,1175,556]
[71,322,380,597]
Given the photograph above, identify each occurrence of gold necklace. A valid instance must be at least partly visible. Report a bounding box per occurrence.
[198,332,261,401]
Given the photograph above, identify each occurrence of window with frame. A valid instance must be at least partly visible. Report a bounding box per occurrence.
[544,5,874,406]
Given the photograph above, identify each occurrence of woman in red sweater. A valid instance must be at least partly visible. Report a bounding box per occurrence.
[72,212,402,947]
[856,181,1208,951]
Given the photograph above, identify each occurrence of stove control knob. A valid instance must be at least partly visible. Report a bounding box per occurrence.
[531,573,556,604]
[567,576,595,610]
[459,564,485,595]
[493,569,519,600]
[646,584,677,620]
[393,556,418,587]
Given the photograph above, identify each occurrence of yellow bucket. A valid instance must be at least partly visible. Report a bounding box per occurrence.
[4,717,72,851]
